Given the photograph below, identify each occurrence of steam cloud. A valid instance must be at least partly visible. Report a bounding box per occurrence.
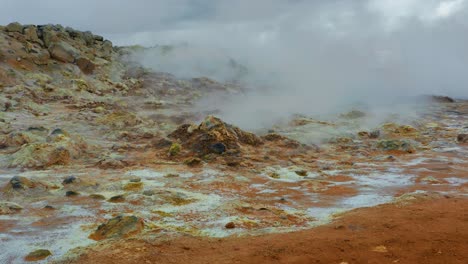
[2,0,468,129]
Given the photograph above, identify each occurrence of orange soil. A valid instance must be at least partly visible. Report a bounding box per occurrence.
[71,195,468,264]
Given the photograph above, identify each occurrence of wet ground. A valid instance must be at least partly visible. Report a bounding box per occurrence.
[0,98,466,263]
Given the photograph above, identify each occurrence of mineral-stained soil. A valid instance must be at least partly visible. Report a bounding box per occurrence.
[69,195,468,264]
[0,22,467,263]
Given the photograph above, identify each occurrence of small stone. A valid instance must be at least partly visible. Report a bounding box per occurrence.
[44,205,55,210]
[372,245,388,253]
[295,170,308,176]
[65,190,80,197]
[50,128,66,135]
[164,173,179,178]
[184,157,202,167]
[62,175,77,184]
[89,215,144,241]
[210,142,227,154]
[369,130,380,139]
[25,249,52,261]
[93,106,105,113]
[89,194,106,200]
[108,195,125,203]
[269,172,280,179]
[129,177,141,183]
[225,222,236,229]
[123,182,143,191]
[9,176,34,189]
[142,190,155,196]
[0,202,23,214]
[457,134,468,143]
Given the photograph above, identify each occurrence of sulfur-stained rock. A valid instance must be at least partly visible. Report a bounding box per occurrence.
[89,215,144,241]
[376,140,415,153]
[89,194,106,200]
[0,132,31,149]
[7,135,84,168]
[123,182,143,191]
[381,123,419,137]
[0,201,23,214]
[24,249,52,261]
[169,115,263,156]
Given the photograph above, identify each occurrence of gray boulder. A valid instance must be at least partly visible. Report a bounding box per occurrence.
[48,41,79,63]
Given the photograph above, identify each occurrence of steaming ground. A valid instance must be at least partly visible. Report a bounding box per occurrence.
[120,0,468,130]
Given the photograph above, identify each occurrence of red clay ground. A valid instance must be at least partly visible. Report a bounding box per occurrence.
[70,194,468,264]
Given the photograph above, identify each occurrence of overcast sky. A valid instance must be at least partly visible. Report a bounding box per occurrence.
[1,0,466,45]
[1,0,467,128]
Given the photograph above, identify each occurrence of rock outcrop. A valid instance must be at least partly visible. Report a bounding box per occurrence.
[169,115,263,156]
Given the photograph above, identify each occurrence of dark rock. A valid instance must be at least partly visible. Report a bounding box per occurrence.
[65,190,80,197]
[62,176,77,184]
[225,222,236,229]
[10,176,34,189]
[129,178,141,183]
[82,31,95,46]
[27,126,48,132]
[44,205,55,210]
[295,170,308,176]
[50,128,66,135]
[369,130,380,139]
[430,95,455,103]
[457,134,468,143]
[108,195,125,203]
[93,34,104,41]
[210,142,226,154]
[89,215,144,240]
[142,190,155,196]
[152,138,173,148]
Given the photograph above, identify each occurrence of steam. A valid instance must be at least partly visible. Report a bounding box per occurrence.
[3,0,467,130]
[121,0,468,129]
